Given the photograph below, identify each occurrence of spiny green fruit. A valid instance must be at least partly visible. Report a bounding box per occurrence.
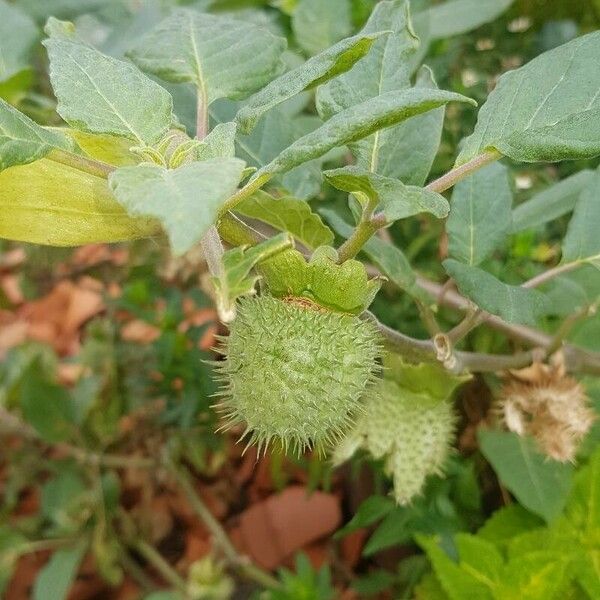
[334,356,467,505]
[215,295,381,454]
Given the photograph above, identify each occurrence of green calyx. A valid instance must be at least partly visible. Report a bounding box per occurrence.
[215,295,382,454]
[334,355,469,505]
[257,245,383,314]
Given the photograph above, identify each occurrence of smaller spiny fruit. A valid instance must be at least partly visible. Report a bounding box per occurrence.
[334,366,459,505]
[215,295,381,454]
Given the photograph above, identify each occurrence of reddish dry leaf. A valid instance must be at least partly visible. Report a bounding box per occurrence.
[120,319,161,344]
[235,486,341,569]
[1,274,24,305]
[18,280,104,355]
[340,529,368,569]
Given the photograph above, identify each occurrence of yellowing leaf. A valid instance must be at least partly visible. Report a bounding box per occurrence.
[0,159,159,246]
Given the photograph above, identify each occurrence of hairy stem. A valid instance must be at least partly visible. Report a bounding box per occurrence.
[194,89,226,286]
[340,150,502,262]
[220,173,273,214]
[48,148,115,179]
[167,461,281,590]
[337,218,378,263]
[425,150,502,194]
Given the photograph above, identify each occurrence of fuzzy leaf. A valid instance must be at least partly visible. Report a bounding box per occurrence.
[423,0,515,40]
[33,544,86,600]
[446,163,512,266]
[217,101,326,200]
[236,30,386,133]
[458,32,600,164]
[0,158,159,246]
[478,430,573,522]
[443,259,550,325]
[195,122,237,160]
[213,232,294,322]
[257,88,475,179]
[44,24,173,145]
[0,0,38,82]
[109,158,245,255]
[126,9,286,104]
[317,1,440,182]
[0,99,75,170]
[561,170,600,269]
[292,0,352,56]
[511,170,594,232]
[322,208,420,296]
[236,190,334,250]
[324,166,449,221]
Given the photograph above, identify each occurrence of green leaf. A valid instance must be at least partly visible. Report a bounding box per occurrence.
[33,544,86,600]
[0,158,160,246]
[292,0,352,56]
[324,165,449,221]
[423,0,514,40]
[458,32,600,164]
[236,191,334,250]
[511,170,594,232]
[236,30,385,133]
[446,163,512,266]
[0,0,38,82]
[0,98,75,170]
[564,446,600,539]
[44,24,174,145]
[109,158,245,255]
[257,88,475,179]
[443,259,550,325]
[335,496,396,538]
[478,430,573,523]
[322,208,420,296]
[215,101,326,200]
[477,505,543,547]
[561,170,600,269]
[317,0,431,180]
[20,361,75,443]
[213,232,294,322]
[195,122,237,160]
[126,9,286,104]
[376,66,447,186]
[417,535,496,600]
[41,466,88,532]
[14,0,107,22]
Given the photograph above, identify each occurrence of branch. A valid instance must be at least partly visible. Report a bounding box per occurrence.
[367,312,540,373]
[0,408,155,469]
[216,214,600,375]
[416,277,600,375]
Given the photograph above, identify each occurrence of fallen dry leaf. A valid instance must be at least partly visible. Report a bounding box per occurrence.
[120,319,161,344]
[18,280,104,355]
[234,486,341,569]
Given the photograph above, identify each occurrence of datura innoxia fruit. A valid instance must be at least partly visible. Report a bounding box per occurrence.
[334,356,468,504]
[215,295,381,454]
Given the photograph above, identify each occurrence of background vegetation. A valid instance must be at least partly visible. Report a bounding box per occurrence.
[0,1,599,599]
